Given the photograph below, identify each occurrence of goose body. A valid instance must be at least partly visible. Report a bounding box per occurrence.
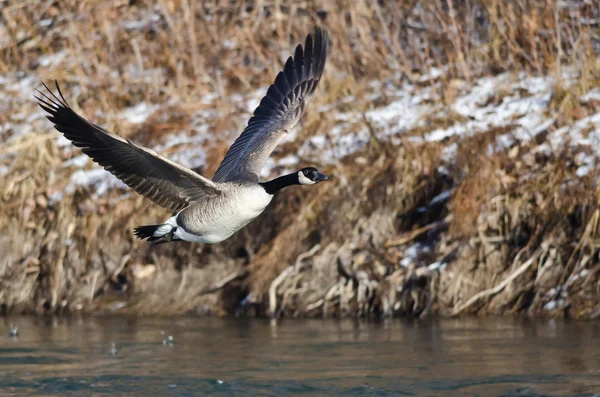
[172,183,273,243]
[36,29,329,244]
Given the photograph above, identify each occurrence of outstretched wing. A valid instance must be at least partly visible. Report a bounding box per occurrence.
[212,28,329,183]
[36,82,219,213]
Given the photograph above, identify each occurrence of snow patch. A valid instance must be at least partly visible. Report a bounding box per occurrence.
[400,242,431,268]
[119,102,158,124]
[426,74,553,143]
[63,155,90,168]
[581,87,600,103]
[38,52,67,68]
[68,169,126,196]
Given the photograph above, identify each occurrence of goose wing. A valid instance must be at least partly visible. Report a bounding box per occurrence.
[212,28,329,183]
[36,82,219,213]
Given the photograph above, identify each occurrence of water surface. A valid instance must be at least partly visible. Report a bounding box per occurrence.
[1,316,599,396]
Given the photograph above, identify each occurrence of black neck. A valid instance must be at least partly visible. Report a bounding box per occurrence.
[260,173,299,195]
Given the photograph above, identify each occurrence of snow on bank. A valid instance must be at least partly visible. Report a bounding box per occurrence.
[119,102,159,125]
[2,57,600,200]
[425,74,554,143]
[296,72,565,165]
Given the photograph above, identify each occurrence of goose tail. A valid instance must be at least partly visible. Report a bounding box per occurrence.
[133,224,178,245]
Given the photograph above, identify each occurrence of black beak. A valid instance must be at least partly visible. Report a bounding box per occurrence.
[314,172,329,182]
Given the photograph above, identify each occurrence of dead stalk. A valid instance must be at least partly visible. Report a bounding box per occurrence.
[452,247,545,316]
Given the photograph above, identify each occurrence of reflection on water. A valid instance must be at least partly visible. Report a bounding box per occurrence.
[1,316,599,396]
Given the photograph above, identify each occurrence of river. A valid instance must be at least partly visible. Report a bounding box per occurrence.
[1,316,599,396]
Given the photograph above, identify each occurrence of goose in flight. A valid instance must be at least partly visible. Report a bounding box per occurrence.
[36,29,329,244]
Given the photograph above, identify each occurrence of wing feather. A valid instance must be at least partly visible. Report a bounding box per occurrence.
[36,81,219,213]
[212,28,329,183]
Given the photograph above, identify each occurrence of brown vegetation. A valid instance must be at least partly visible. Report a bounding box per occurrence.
[1,0,600,318]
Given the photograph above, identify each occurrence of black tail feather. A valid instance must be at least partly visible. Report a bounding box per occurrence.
[133,224,161,240]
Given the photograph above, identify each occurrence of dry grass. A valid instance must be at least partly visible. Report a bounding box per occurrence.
[1,0,600,317]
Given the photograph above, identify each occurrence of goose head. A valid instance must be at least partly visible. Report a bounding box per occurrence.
[260,166,330,194]
[297,167,329,185]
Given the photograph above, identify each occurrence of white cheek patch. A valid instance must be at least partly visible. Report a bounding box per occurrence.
[298,171,316,185]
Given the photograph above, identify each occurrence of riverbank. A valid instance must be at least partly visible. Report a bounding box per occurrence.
[1,1,600,318]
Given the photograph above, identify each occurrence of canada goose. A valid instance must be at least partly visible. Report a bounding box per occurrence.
[36,29,329,244]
